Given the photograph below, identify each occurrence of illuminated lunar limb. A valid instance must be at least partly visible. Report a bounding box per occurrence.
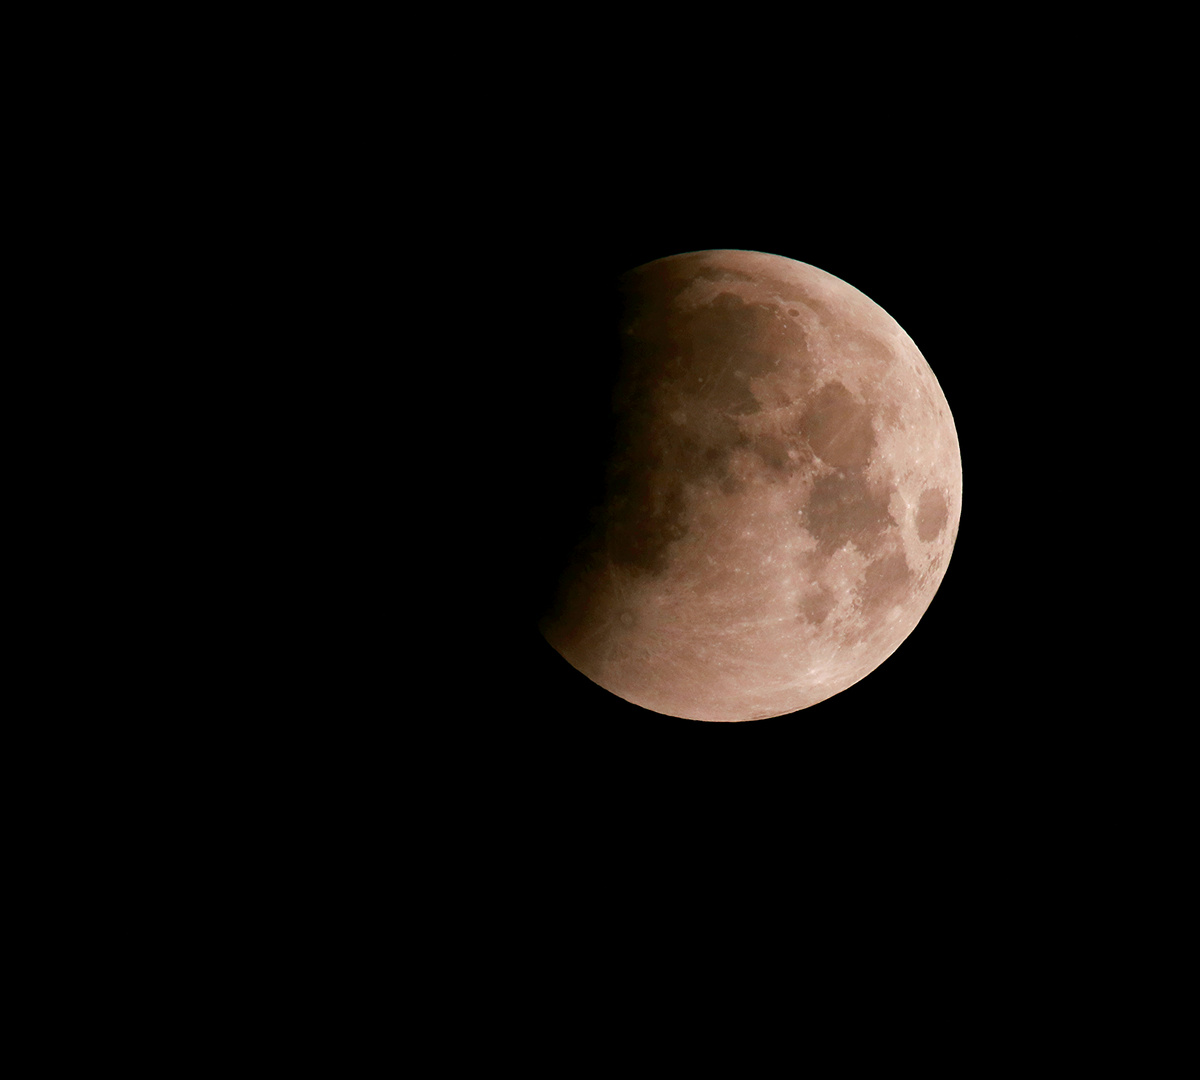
[540,249,962,722]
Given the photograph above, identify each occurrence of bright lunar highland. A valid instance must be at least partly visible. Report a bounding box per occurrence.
[540,249,962,722]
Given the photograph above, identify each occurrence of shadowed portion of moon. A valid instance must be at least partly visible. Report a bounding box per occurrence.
[540,249,962,722]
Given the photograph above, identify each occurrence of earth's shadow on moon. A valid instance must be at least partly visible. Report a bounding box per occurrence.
[522,250,961,724]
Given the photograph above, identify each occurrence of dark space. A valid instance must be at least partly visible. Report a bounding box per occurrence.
[451,103,1106,830]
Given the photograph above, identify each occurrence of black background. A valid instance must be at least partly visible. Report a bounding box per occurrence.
[468,136,1034,794]
[64,27,1175,1034]
[311,37,1183,1028]
[291,44,1181,1014]
[429,76,1146,854]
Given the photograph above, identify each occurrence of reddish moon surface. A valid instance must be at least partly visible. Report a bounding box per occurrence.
[540,249,962,722]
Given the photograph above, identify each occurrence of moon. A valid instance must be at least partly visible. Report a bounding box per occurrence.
[539,249,962,722]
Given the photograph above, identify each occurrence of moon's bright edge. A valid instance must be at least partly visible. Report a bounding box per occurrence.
[541,249,962,722]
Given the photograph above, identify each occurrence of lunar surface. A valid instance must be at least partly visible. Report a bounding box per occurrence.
[540,249,962,722]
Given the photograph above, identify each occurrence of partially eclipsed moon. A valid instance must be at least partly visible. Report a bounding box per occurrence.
[540,250,962,722]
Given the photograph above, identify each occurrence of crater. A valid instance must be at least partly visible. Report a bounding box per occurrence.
[779,293,834,323]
